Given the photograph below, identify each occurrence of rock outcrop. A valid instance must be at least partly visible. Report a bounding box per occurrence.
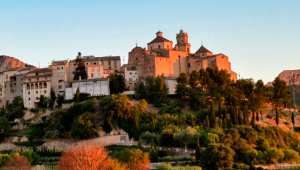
[0,55,29,72]
[266,69,300,86]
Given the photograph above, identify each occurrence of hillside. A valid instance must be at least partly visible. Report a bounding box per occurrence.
[0,55,33,71]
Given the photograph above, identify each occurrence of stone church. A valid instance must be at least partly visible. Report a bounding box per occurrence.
[124,30,237,82]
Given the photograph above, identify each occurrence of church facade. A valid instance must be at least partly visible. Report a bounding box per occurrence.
[124,30,237,83]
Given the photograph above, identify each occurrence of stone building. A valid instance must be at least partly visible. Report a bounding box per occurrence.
[125,30,237,81]
[22,68,52,108]
[68,53,121,81]
[121,67,138,90]
[51,60,69,96]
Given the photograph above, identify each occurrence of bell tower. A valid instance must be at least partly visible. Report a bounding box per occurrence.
[176,29,191,53]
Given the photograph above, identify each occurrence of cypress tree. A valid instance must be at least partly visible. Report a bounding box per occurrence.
[218,99,222,118]
[251,109,255,127]
[243,102,249,126]
[238,108,243,125]
[75,87,80,102]
[256,111,259,122]
[150,139,158,162]
[292,112,295,126]
[275,107,279,126]
[196,139,201,160]
[206,115,210,128]
[210,101,215,127]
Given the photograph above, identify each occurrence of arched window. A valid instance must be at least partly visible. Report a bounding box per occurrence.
[35,83,38,89]
[44,82,47,88]
[27,84,30,90]
[39,83,42,89]
[158,45,161,49]
[31,84,34,89]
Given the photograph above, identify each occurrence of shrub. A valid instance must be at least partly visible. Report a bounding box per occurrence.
[19,151,40,165]
[0,154,12,166]
[283,149,300,163]
[71,112,95,140]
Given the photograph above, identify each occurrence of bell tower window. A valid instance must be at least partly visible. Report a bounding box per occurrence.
[158,45,161,49]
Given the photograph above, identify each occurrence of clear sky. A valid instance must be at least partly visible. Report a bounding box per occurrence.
[0,0,299,84]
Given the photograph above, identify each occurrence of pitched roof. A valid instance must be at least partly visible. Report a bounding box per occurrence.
[148,36,172,44]
[195,45,211,54]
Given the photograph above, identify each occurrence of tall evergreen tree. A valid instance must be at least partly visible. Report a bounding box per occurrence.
[196,139,201,161]
[210,101,216,127]
[175,72,189,98]
[206,115,210,128]
[73,57,87,80]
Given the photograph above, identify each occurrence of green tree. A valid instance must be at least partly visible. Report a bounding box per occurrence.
[175,72,189,98]
[75,87,80,102]
[3,96,25,121]
[0,117,11,142]
[189,70,200,89]
[71,112,95,140]
[272,77,291,126]
[196,139,201,161]
[50,88,56,105]
[73,57,87,80]
[160,128,174,148]
[174,127,200,150]
[201,143,235,170]
[149,139,158,162]
[135,81,147,100]
[109,73,127,94]
[56,94,64,107]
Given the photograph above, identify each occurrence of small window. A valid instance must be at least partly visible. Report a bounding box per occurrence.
[6,75,8,79]
[109,66,111,69]
[149,67,151,70]
[74,63,76,66]
[158,45,161,49]
[188,63,190,67]
[101,61,104,65]
[57,67,60,70]
[28,91,30,94]
[135,72,137,75]
[36,91,38,94]
[181,40,183,43]
[44,90,47,94]
[36,97,38,100]
[28,98,30,100]
[114,61,117,65]
[129,72,132,75]
[129,78,133,81]
[91,68,94,72]
[97,67,100,72]
[94,62,97,65]
[114,66,117,70]
[59,85,62,89]
[108,61,111,65]
[61,67,64,70]
[36,73,38,76]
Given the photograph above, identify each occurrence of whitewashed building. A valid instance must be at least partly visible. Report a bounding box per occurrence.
[64,78,110,100]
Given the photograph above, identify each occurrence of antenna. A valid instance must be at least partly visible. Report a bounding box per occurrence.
[201,41,203,46]
[136,41,138,47]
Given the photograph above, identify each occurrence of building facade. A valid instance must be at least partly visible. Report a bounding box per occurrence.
[51,60,69,96]
[126,30,237,81]
[23,68,52,108]
[64,78,110,100]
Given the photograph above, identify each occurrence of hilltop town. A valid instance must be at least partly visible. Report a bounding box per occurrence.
[0,30,299,170]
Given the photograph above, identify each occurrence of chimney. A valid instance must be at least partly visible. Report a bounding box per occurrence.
[79,76,81,81]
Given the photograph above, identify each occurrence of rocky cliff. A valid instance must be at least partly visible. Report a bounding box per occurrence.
[0,55,30,72]
[266,69,300,86]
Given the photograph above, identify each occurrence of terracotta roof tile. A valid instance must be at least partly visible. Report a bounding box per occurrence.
[195,45,211,54]
[148,36,172,44]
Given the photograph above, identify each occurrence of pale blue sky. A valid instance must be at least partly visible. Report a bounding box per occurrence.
[0,0,299,83]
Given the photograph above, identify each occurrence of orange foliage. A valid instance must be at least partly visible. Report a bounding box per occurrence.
[3,154,31,170]
[57,141,112,170]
